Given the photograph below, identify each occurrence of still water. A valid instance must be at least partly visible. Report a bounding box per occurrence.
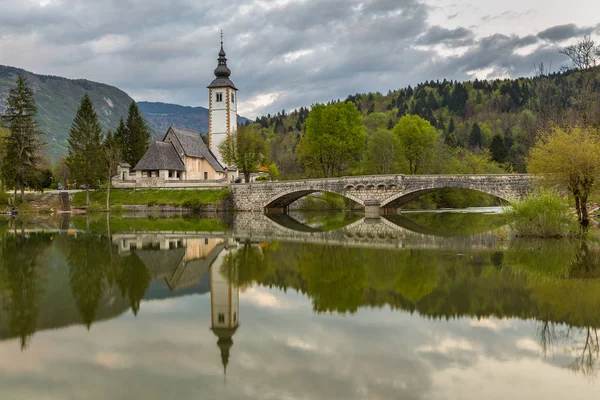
[0,210,599,399]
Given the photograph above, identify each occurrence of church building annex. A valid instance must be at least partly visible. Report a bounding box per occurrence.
[113,38,239,188]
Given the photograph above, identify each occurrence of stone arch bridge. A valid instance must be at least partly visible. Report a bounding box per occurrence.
[230,174,533,214]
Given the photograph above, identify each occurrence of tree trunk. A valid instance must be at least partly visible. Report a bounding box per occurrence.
[86,187,90,206]
[106,171,111,211]
[581,194,590,226]
[20,183,24,203]
[244,172,250,183]
[575,195,582,221]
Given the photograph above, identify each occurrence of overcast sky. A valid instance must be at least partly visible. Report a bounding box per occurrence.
[0,0,599,118]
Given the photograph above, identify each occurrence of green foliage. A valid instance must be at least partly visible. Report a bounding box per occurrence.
[268,162,280,180]
[364,129,404,174]
[71,189,231,208]
[66,93,104,204]
[298,192,351,210]
[504,239,579,279]
[489,134,508,163]
[528,126,600,223]
[86,202,105,213]
[109,204,123,213]
[0,191,9,205]
[218,124,266,182]
[505,191,578,238]
[124,102,151,167]
[393,115,437,174]
[72,214,228,233]
[298,102,365,177]
[1,75,44,200]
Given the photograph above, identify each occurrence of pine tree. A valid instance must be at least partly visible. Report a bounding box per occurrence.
[489,134,508,163]
[66,93,104,205]
[448,118,455,134]
[387,118,394,130]
[113,117,128,161]
[469,123,482,149]
[125,102,150,167]
[1,75,44,202]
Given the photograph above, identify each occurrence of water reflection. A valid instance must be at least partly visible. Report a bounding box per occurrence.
[0,212,600,397]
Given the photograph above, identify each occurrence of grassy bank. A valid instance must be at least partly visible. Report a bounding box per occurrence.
[72,189,231,208]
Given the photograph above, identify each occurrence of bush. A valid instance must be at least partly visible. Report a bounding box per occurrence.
[0,191,9,206]
[86,202,105,213]
[505,191,578,238]
[255,175,269,182]
[110,204,123,213]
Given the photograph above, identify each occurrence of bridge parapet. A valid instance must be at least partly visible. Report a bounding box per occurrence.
[230,174,534,213]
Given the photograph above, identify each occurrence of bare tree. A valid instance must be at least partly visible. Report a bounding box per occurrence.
[559,35,600,126]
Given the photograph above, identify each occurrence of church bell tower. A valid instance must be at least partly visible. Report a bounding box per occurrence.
[208,33,238,168]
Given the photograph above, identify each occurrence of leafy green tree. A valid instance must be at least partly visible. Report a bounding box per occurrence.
[365,129,403,174]
[528,126,600,224]
[297,102,365,177]
[392,115,437,174]
[66,93,104,205]
[218,124,266,182]
[1,75,44,201]
[489,134,508,163]
[125,102,151,167]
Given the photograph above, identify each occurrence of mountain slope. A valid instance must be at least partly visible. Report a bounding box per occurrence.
[138,101,250,139]
[0,65,134,160]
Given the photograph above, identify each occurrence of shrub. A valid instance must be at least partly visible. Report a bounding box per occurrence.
[505,191,578,238]
[110,204,123,213]
[86,202,105,213]
[255,175,269,182]
[0,191,9,205]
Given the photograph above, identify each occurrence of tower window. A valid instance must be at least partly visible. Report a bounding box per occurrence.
[218,313,225,323]
[216,93,223,102]
[231,93,235,103]
[233,312,237,323]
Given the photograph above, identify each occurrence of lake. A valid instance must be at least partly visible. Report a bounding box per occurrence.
[0,210,598,399]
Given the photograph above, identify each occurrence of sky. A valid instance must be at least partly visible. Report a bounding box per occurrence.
[0,0,599,118]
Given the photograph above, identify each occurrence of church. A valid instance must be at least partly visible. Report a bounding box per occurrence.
[113,40,239,188]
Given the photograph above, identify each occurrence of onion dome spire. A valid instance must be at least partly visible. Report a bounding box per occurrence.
[208,30,237,89]
[214,30,231,79]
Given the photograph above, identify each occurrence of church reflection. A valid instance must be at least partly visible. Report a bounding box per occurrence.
[113,232,241,375]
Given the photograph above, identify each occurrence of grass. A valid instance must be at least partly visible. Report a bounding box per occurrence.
[505,191,578,238]
[71,215,230,233]
[72,189,231,208]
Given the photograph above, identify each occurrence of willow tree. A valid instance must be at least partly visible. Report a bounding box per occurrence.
[528,126,600,224]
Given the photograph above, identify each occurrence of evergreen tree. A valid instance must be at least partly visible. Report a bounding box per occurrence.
[125,102,151,167]
[468,123,482,149]
[489,134,508,163]
[387,118,394,130]
[1,75,44,201]
[66,93,104,205]
[113,118,128,160]
[448,118,455,134]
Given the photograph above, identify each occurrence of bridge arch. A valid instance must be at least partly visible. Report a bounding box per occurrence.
[380,186,513,209]
[263,189,365,210]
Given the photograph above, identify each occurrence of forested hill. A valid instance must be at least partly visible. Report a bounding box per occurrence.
[255,67,597,177]
[138,101,250,139]
[0,65,134,160]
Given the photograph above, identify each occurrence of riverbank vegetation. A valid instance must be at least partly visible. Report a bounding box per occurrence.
[505,191,578,238]
[72,189,231,208]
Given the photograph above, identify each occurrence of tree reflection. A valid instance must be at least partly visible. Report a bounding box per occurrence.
[67,234,150,328]
[0,231,51,349]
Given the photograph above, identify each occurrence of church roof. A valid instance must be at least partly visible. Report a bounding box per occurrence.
[133,141,185,171]
[165,126,225,172]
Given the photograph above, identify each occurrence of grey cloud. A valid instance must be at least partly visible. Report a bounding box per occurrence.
[0,0,590,118]
[416,26,474,46]
[537,23,595,42]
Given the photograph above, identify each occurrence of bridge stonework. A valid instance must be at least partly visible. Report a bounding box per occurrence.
[230,174,533,212]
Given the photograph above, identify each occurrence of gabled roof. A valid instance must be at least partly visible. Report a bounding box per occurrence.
[165,126,225,172]
[133,141,186,171]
